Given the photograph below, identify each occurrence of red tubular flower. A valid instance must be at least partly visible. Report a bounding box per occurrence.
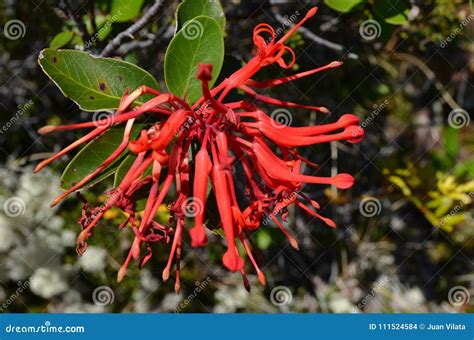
[189,148,211,247]
[36,7,364,291]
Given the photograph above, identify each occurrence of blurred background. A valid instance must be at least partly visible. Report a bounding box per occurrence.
[0,0,472,313]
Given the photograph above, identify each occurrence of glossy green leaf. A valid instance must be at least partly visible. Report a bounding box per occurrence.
[324,0,366,13]
[384,13,409,25]
[164,16,224,104]
[38,49,159,111]
[110,0,145,22]
[50,31,74,49]
[61,125,142,190]
[374,0,410,25]
[176,0,226,32]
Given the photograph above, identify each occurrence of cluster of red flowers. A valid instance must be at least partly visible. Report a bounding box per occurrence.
[36,7,364,291]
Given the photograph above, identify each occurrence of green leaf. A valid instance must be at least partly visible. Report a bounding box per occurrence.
[38,49,159,111]
[110,0,145,22]
[388,175,411,196]
[96,24,113,42]
[426,197,443,209]
[84,14,114,43]
[374,0,410,25]
[164,16,224,104]
[453,159,474,178]
[440,213,466,229]
[324,0,366,13]
[384,13,409,25]
[50,31,74,49]
[113,155,135,187]
[61,126,142,190]
[444,126,460,160]
[433,197,453,217]
[70,34,84,47]
[375,84,390,96]
[256,229,273,250]
[176,0,226,32]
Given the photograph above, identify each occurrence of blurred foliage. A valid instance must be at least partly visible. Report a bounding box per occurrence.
[385,167,473,235]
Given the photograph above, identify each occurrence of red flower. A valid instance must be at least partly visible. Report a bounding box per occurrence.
[36,7,364,291]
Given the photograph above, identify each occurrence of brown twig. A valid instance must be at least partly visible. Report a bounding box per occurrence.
[273,12,359,60]
[100,0,164,57]
[393,52,461,111]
